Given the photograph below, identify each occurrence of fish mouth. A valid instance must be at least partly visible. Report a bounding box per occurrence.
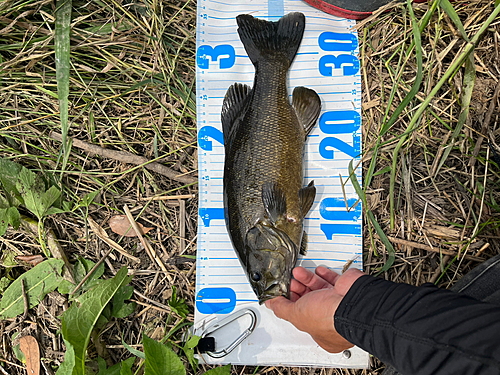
[257,281,288,304]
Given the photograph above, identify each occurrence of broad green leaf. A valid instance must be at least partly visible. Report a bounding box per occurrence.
[185,335,200,349]
[12,333,25,363]
[0,158,23,206]
[7,206,20,229]
[0,207,20,236]
[78,191,99,208]
[120,358,135,375]
[72,257,105,295]
[0,277,11,294]
[56,339,76,375]
[60,267,131,375]
[96,357,135,375]
[0,208,8,235]
[62,200,73,212]
[2,248,18,268]
[97,357,120,375]
[45,207,67,216]
[183,334,200,372]
[0,259,64,318]
[204,365,231,375]
[111,285,136,318]
[16,167,46,220]
[168,285,189,318]
[42,186,62,213]
[143,334,185,375]
[57,279,75,295]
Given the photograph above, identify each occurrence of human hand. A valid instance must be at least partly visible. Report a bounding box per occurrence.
[265,266,365,353]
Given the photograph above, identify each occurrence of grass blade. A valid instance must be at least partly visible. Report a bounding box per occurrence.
[434,53,476,175]
[389,0,500,229]
[440,0,470,41]
[368,210,396,274]
[433,0,475,175]
[55,0,72,171]
[389,0,423,228]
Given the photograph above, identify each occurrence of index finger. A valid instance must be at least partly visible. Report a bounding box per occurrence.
[265,296,295,322]
[293,267,335,291]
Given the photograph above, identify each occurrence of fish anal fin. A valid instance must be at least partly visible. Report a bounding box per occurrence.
[262,182,287,224]
[292,87,321,136]
[300,231,308,256]
[221,83,251,148]
[299,180,316,216]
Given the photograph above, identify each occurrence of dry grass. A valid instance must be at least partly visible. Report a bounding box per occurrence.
[0,0,499,374]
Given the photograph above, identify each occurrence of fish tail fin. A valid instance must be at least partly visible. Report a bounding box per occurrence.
[236,12,305,68]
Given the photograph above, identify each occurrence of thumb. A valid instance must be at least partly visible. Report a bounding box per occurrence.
[265,297,295,322]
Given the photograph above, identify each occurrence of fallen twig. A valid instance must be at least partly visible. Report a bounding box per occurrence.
[49,131,197,185]
[387,236,485,262]
[87,216,141,263]
[70,247,113,295]
[123,205,172,283]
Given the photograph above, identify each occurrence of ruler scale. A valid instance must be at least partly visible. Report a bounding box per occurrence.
[195,0,367,367]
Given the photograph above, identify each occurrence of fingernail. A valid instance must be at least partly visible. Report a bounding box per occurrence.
[264,300,271,309]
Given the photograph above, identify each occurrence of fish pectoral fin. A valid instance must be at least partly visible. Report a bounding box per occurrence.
[300,231,308,256]
[292,86,321,136]
[262,182,287,224]
[299,180,316,216]
[221,83,251,148]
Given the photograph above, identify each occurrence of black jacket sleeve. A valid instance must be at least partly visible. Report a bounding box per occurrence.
[334,275,500,375]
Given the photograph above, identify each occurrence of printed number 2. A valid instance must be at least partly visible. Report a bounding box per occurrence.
[197,45,236,69]
[198,126,224,151]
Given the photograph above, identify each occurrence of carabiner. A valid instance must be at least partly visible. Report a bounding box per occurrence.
[201,308,257,358]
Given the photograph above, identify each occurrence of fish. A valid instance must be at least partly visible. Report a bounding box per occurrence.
[221,12,321,304]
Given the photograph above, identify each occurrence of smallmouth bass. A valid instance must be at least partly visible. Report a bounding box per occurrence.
[222,12,321,304]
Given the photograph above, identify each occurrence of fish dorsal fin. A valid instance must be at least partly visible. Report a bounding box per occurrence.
[299,180,316,216]
[262,182,287,224]
[300,231,308,256]
[221,83,251,148]
[292,87,321,136]
[236,12,305,68]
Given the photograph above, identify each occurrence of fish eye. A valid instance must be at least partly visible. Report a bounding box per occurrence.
[251,272,261,281]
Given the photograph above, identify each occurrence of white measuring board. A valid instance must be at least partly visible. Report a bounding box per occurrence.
[195,0,366,368]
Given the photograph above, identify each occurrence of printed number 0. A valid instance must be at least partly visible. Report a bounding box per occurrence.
[318,32,358,52]
[196,287,236,314]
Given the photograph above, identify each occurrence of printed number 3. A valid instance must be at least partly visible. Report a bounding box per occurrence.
[197,45,236,69]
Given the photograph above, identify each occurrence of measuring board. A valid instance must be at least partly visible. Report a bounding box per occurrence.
[194,0,366,368]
